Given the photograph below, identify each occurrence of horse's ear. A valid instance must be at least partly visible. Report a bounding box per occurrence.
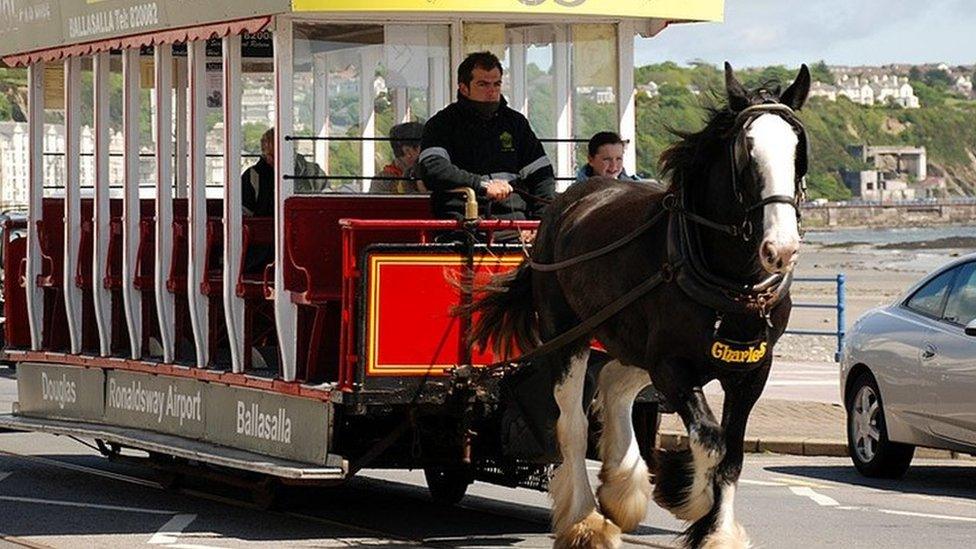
[725,62,749,112]
[780,64,811,111]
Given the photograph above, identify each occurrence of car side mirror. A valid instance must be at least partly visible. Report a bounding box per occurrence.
[966,319,976,337]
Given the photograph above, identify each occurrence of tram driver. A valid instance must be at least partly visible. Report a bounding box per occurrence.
[417,51,555,242]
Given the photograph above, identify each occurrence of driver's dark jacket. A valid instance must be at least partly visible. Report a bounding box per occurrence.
[417,94,555,221]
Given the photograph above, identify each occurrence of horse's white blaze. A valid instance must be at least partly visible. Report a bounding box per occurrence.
[551,357,598,537]
[596,361,652,531]
[747,114,800,272]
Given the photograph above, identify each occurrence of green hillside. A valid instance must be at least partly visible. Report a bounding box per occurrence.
[634,63,976,199]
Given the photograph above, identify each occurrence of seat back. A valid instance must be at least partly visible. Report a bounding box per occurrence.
[283,196,431,303]
[37,198,65,287]
[3,220,30,349]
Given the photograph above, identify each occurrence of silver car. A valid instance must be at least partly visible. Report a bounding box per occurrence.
[840,253,976,478]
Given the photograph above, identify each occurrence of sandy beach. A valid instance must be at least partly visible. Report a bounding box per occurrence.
[774,227,973,362]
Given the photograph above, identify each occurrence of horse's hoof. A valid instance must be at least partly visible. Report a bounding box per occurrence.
[554,509,622,549]
[597,462,652,532]
[699,521,751,549]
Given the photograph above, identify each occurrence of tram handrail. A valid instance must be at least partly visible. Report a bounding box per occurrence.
[785,274,846,362]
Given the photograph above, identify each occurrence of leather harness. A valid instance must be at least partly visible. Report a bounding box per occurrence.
[481,104,808,371]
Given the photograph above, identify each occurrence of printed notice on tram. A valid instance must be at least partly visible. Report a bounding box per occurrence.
[207,386,330,464]
[104,371,207,438]
[16,363,105,421]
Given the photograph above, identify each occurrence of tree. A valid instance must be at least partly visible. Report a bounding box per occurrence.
[810,61,833,84]
[923,68,953,89]
[741,66,794,90]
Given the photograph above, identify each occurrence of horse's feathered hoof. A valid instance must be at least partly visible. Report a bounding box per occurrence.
[597,460,652,532]
[699,521,751,549]
[553,509,622,549]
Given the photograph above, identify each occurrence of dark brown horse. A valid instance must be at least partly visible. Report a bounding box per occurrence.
[469,63,811,548]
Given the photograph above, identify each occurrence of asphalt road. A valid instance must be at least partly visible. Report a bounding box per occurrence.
[0,429,973,549]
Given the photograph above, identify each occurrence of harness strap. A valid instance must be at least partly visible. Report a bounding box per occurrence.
[671,206,741,237]
[479,262,677,372]
[745,194,798,213]
[529,208,667,272]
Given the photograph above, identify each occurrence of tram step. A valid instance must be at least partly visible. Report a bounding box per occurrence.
[0,413,347,481]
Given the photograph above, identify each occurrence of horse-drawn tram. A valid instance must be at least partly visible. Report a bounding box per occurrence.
[0,0,727,530]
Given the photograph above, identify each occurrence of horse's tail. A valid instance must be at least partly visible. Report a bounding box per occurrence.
[465,262,540,360]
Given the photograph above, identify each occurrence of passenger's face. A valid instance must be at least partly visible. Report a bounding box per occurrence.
[401,145,421,168]
[460,67,503,103]
[261,138,275,165]
[588,143,625,178]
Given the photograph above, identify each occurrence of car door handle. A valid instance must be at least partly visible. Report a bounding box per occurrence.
[921,344,937,360]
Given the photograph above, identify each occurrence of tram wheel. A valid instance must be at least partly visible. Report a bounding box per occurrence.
[424,466,472,505]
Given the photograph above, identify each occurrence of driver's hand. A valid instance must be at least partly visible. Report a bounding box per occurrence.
[520,230,536,244]
[485,179,513,201]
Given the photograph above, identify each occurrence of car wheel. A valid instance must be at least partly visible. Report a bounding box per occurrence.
[846,373,914,478]
[424,466,471,505]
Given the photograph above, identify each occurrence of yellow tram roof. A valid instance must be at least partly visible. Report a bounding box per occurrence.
[292,0,724,21]
[0,0,723,62]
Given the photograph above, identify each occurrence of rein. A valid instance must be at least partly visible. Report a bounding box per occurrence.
[474,104,807,374]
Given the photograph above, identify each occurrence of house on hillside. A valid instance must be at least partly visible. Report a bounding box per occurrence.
[869,75,919,108]
[837,76,874,105]
[954,75,973,98]
[637,81,659,98]
[808,81,837,101]
[825,72,919,108]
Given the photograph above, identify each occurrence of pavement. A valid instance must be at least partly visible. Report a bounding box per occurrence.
[657,360,974,460]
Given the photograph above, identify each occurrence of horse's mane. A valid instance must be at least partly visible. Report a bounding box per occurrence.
[660,82,786,193]
[658,105,737,193]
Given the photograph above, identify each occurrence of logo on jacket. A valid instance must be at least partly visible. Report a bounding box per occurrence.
[499,131,515,152]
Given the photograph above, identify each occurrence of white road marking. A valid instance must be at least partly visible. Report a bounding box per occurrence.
[148,514,197,545]
[789,486,839,506]
[739,479,786,487]
[0,472,10,483]
[166,545,225,549]
[765,380,836,386]
[878,509,976,523]
[0,495,175,515]
[769,477,828,488]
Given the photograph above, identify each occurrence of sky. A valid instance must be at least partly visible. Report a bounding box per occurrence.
[635,0,976,69]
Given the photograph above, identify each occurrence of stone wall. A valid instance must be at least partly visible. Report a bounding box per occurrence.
[802,202,976,228]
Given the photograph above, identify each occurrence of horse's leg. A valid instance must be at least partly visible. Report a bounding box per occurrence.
[683,369,769,549]
[594,360,652,532]
[551,348,621,549]
[650,359,725,526]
